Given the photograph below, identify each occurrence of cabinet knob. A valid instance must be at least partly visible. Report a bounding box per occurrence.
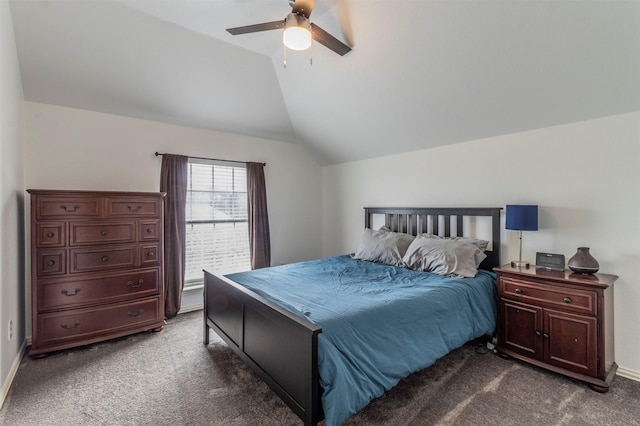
[47,232,55,238]
[514,288,523,294]
[101,230,108,236]
[543,333,550,339]
[128,205,142,212]
[563,297,572,304]
[147,251,155,257]
[146,228,153,233]
[535,331,541,336]
[47,260,55,266]
[101,256,109,262]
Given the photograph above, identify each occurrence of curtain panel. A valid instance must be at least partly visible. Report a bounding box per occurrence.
[160,154,188,318]
[246,162,271,269]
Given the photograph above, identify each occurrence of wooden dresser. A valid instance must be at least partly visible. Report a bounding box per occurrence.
[494,265,617,392]
[28,189,166,356]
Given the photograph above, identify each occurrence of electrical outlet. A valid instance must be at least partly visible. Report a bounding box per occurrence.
[8,320,12,340]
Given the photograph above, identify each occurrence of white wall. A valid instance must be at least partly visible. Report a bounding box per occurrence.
[323,112,640,377]
[0,0,26,405]
[23,101,324,315]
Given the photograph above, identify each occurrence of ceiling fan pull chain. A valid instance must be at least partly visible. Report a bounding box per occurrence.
[309,39,313,66]
[283,43,287,68]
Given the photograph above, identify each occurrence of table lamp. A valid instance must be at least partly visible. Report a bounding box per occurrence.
[506,204,538,268]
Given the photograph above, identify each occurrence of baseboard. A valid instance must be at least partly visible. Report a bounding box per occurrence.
[0,340,28,409]
[178,303,203,314]
[617,366,640,382]
[178,284,204,314]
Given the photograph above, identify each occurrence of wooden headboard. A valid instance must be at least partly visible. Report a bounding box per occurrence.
[364,207,502,271]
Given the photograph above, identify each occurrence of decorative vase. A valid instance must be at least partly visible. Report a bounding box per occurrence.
[568,247,599,274]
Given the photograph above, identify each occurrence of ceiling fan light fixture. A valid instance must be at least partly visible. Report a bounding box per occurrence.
[283,12,312,51]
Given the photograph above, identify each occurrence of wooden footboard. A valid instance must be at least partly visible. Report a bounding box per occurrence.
[203,270,323,426]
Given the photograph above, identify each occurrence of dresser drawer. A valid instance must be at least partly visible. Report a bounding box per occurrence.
[107,198,161,217]
[70,246,136,273]
[139,220,161,241]
[38,268,161,312]
[36,297,162,347]
[36,250,66,276]
[36,222,65,247]
[500,277,597,315]
[36,197,101,219]
[139,243,161,267]
[70,222,135,246]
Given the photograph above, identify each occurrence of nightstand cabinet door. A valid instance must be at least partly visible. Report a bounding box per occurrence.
[499,299,542,359]
[545,309,597,377]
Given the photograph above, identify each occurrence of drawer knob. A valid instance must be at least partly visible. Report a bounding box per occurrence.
[127,279,144,288]
[61,288,81,297]
[147,251,155,257]
[563,297,572,304]
[127,309,145,318]
[128,205,142,212]
[47,260,55,266]
[60,204,80,212]
[101,256,109,262]
[514,288,523,294]
[47,232,55,238]
[535,331,541,336]
[543,333,550,339]
[101,230,108,236]
[146,228,153,233]
[61,321,80,330]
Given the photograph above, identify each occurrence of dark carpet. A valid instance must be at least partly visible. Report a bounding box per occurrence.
[1,311,639,425]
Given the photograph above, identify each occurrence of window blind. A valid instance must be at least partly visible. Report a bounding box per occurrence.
[184,161,250,284]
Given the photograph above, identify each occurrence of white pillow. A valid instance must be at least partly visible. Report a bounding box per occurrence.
[402,235,486,277]
[353,227,415,266]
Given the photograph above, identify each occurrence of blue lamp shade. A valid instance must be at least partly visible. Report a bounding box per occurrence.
[505,205,538,231]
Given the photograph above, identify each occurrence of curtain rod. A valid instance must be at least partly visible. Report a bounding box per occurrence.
[154,152,265,166]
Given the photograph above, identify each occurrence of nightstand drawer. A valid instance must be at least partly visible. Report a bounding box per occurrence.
[500,277,597,315]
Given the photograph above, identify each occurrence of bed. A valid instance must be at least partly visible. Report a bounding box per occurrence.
[203,207,502,426]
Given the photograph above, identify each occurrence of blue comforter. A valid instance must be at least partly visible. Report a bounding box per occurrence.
[226,255,497,426]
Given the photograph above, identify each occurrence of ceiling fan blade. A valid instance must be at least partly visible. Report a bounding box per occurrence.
[311,23,352,56]
[227,20,284,35]
[291,0,316,18]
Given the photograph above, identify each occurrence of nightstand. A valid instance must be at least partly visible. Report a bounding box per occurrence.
[494,264,617,392]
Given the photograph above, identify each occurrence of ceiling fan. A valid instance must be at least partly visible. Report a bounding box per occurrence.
[226,0,352,56]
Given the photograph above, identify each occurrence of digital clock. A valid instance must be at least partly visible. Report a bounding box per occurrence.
[535,252,566,271]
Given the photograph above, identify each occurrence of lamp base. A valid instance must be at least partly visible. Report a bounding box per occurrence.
[510,260,531,269]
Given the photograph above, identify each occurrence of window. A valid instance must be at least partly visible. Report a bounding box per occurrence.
[184,160,251,286]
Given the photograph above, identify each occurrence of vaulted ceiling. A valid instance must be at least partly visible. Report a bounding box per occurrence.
[10,0,640,165]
